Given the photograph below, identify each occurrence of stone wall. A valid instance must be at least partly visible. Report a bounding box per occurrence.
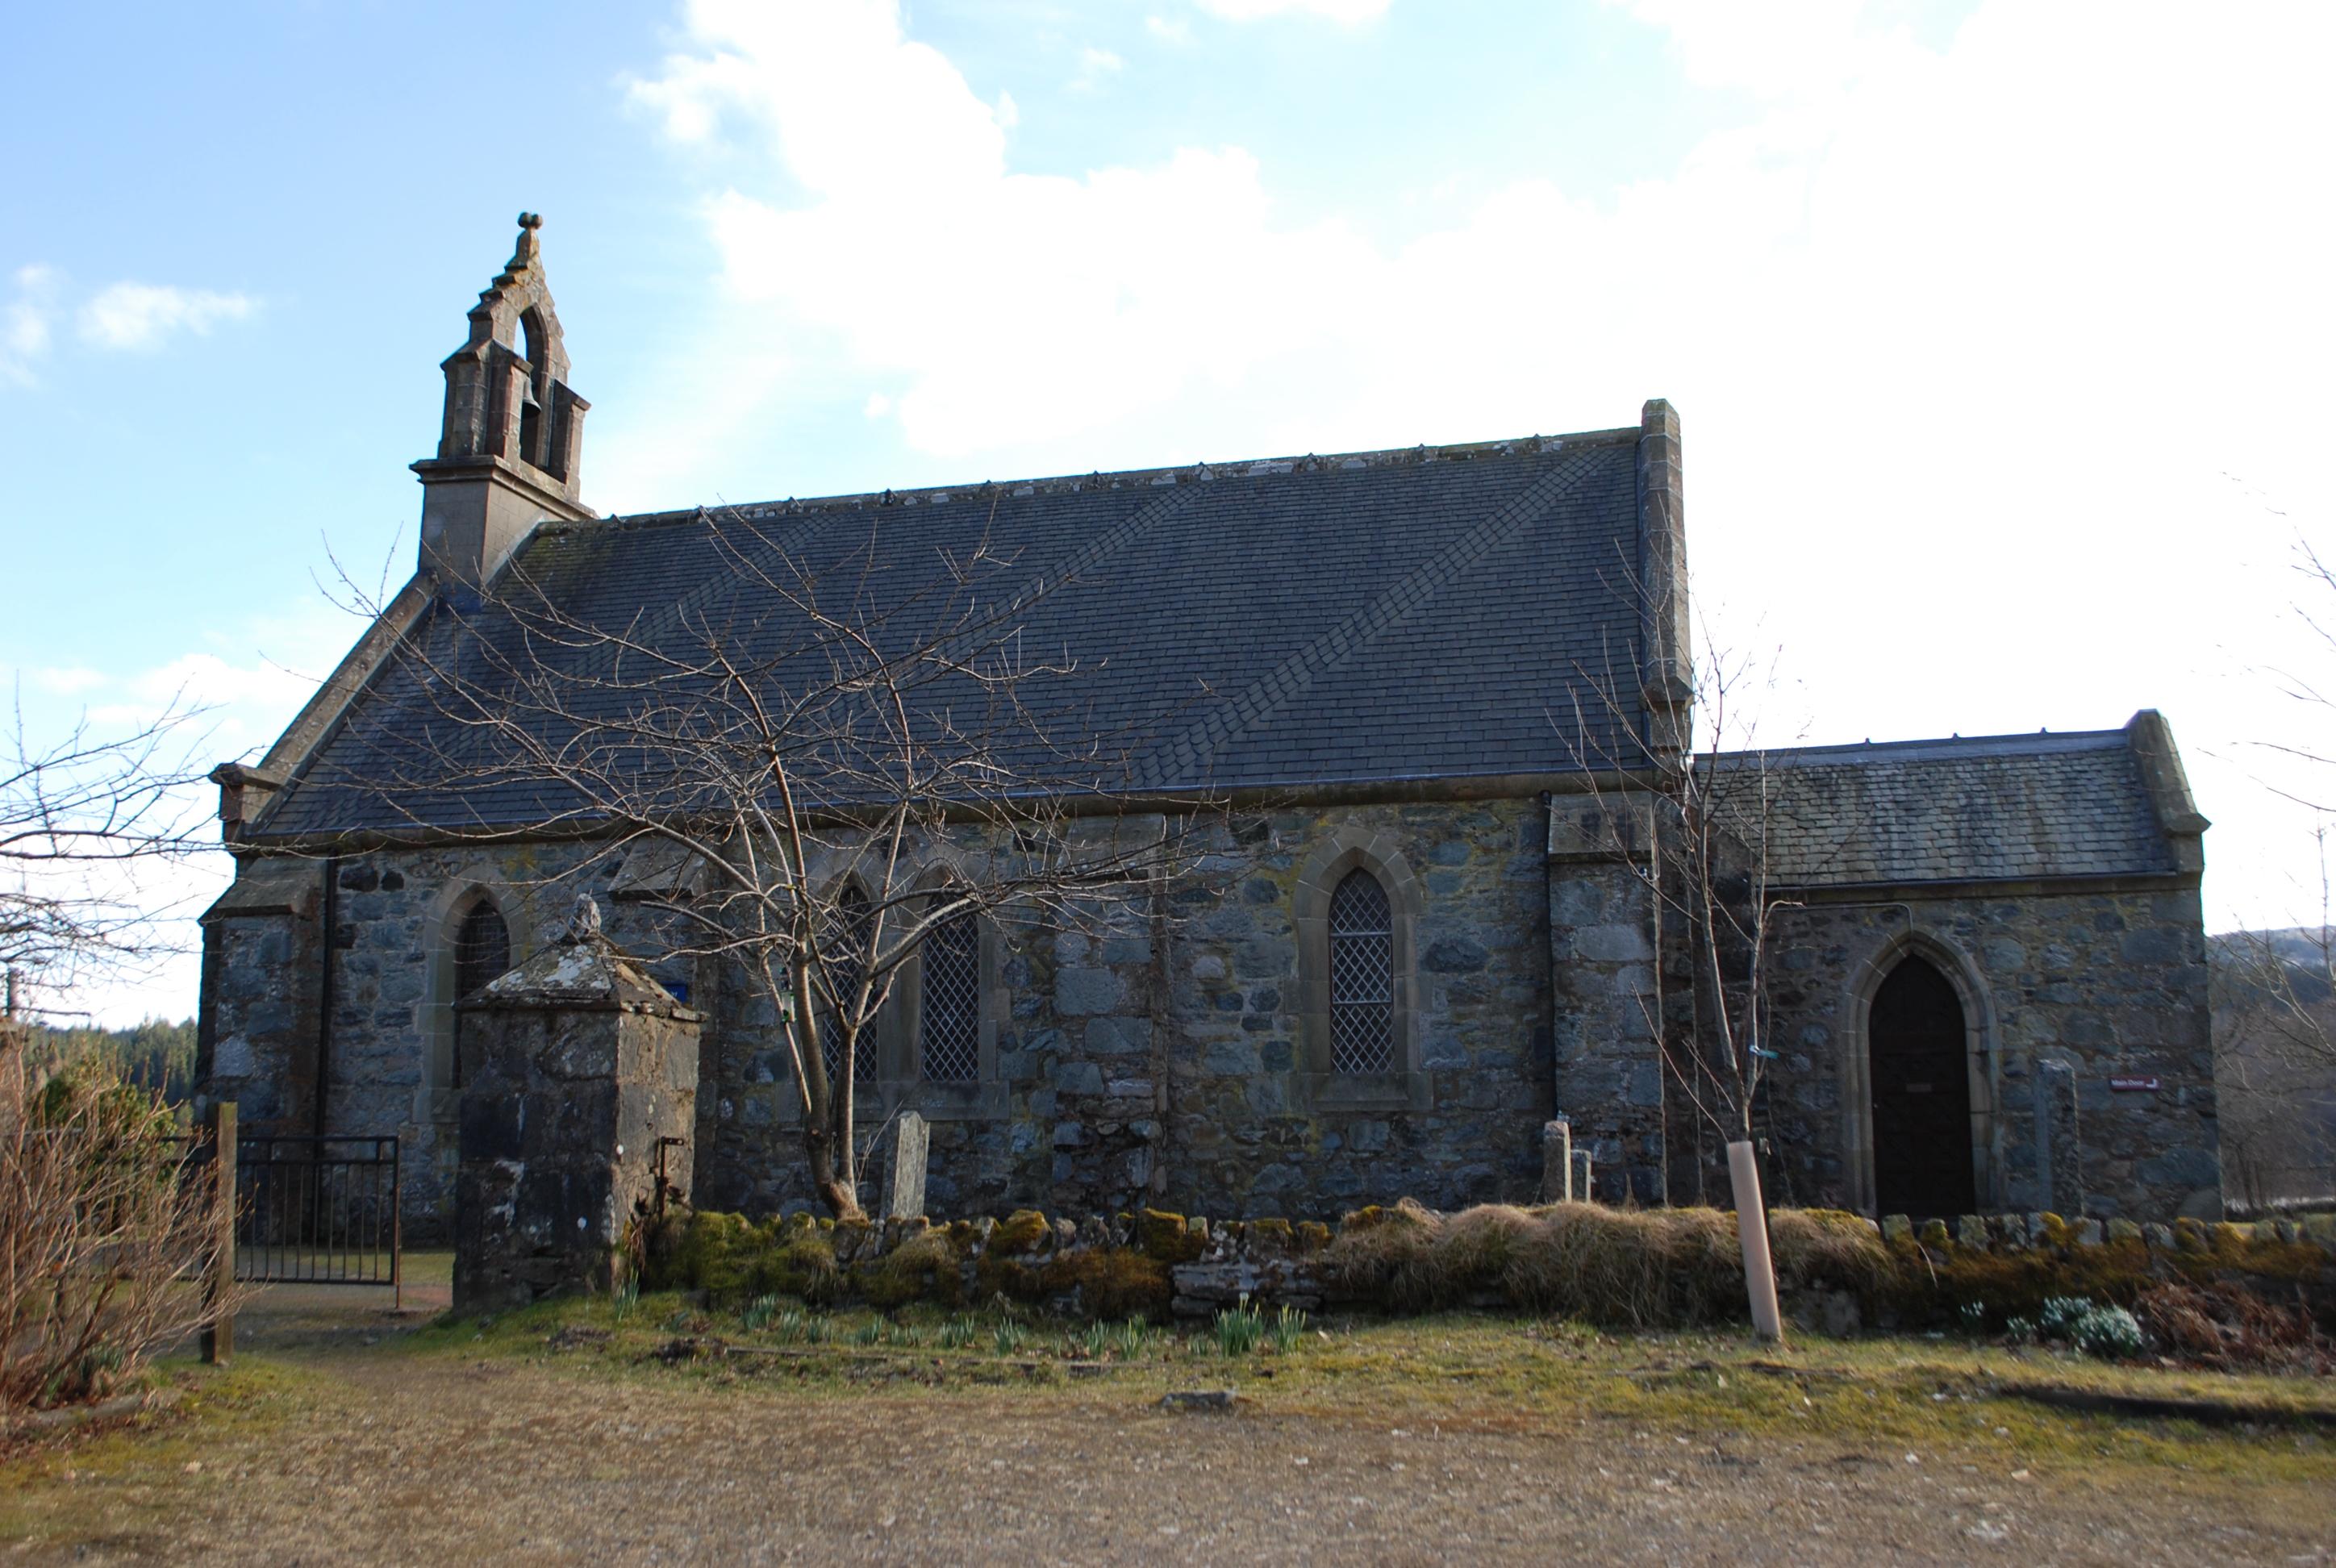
[700,800,1561,1220]
[1760,885,2217,1220]
[651,1200,2336,1333]
[1545,794,1666,1202]
[196,857,327,1134]
[198,798,2216,1236]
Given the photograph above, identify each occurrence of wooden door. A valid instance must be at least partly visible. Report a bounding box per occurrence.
[1869,957,1977,1217]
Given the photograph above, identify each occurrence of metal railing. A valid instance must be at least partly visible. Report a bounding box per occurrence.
[233,1133,403,1307]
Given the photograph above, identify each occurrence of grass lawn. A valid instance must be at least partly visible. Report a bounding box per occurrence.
[4,1252,2331,1563]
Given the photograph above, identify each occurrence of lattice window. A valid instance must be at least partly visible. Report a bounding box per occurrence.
[450,899,510,1091]
[1329,869,1394,1073]
[821,886,878,1086]
[920,912,981,1083]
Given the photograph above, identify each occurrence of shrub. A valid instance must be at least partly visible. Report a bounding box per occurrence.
[2132,1280,2333,1372]
[2,1053,242,1413]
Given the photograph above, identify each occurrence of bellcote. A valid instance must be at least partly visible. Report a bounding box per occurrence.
[412,214,594,590]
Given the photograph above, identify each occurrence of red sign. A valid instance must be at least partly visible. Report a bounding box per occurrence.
[2109,1075,2161,1092]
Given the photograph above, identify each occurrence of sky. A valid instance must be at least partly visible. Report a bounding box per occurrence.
[3,0,2332,1024]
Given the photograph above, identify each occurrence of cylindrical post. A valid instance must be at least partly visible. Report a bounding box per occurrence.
[200,1100,238,1365]
[1727,1139,1784,1344]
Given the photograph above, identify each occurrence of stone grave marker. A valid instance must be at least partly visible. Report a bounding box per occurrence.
[887,1110,930,1220]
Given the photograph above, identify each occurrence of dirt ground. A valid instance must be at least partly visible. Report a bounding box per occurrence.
[5,1259,2333,1566]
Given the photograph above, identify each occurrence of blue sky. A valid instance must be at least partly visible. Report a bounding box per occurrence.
[5,0,2332,1020]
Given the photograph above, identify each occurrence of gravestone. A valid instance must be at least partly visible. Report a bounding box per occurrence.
[2033,1057,2084,1217]
[887,1111,930,1220]
[453,896,700,1312]
[1572,1147,1596,1204]
[1541,1117,1574,1202]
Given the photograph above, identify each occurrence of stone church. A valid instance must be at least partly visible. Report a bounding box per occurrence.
[195,219,2220,1236]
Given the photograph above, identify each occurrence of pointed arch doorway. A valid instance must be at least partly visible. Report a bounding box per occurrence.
[1869,956,1979,1217]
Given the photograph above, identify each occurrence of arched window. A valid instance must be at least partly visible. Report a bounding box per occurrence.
[1328,869,1394,1073]
[920,911,980,1082]
[821,885,878,1087]
[451,898,511,1090]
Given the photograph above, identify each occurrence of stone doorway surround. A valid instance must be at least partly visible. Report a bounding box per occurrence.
[1838,928,2000,1216]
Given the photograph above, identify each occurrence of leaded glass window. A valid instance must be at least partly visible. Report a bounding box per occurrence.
[920,912,980,1083]
[821,886,878,1086]
[1329,869,1394,1073]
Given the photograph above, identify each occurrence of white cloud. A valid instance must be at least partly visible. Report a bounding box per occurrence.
[28,665,107,695]
[1145,14,1193,44]
[1070,45,1124,94]
[2,264,60,386]
[77,282,257,351]
[995,89,1020,128]
[1600,0,1892,98]
[1195,0,1390,21]
[864,390,893,419]
[618,0,2336,930]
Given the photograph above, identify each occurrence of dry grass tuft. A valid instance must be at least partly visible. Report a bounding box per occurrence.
[1322,1197,1445,1310]
[1767,1208,1892,1295]
[1325,1201,1762,1327]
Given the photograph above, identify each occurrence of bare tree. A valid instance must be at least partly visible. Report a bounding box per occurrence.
[1558,616,1800,1178]
[2210,854,2336,1211]
[1554,563,1802,1337]
[323,502,1233,1220]
[2217,539,2336,1208]
[2,691,213,1016]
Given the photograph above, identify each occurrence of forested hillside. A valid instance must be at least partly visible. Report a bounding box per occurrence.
[23,1016,198,1103]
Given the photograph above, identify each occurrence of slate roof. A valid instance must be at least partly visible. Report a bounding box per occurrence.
[1743,728,2181,887]
[259,428,1654,837]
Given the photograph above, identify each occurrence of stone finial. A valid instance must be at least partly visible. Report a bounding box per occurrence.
[563,892,604,945]
[509,212,544,272]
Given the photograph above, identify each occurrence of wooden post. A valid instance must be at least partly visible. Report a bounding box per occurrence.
[200,1100,237,1366]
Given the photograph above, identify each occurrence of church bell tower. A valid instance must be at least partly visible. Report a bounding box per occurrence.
[412,213,594,590]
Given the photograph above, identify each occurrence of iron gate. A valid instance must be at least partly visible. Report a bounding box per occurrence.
[234,1133,403,1307]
